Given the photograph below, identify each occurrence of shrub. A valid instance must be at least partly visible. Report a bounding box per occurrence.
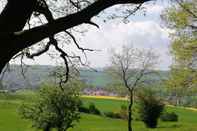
[104,111,121,119]
[79,102,101,115]
[79,106,90,113]
[160,112,178,122]
[119,105,128,120]
[88,103,101,115]
[138,88,164,128]
[78,101,90,113]
[19,84,81,131]
[104,105,129,120]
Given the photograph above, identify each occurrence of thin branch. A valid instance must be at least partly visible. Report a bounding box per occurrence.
[52,40,69,87]
[85,21,100,28]
[124,3,143,19]
[69,0,81,9]
[64,30,95,52]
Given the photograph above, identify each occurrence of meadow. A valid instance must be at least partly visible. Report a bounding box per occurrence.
[0,91,197,131]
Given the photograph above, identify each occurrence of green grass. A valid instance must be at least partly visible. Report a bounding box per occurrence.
[0,92,197,131]
[81,97,128,112]
[0,101,33,131]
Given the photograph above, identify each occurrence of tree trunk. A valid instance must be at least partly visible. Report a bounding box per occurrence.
[128,91,133,131]
[0,0,36,73]
[44,125,50,131]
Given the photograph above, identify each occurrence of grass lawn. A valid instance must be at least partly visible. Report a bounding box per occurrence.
[0,92,197,131]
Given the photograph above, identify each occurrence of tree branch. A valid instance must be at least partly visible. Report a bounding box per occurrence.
[12,0,151,52]
[64,30,94,52]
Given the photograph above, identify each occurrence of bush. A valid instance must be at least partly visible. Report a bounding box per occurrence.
[138,88,164,128]
[88,103,101,115]
[78,101,89,113]
[104,111,121,119]
[160,112,178,122]
[78,102,101,115]
[119,105,128,120]
[19,84,81,131]
[79,106,90,113]
[104,105,129,120]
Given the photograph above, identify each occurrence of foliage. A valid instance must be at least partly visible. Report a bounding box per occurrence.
[79,106,90,114]
[160,112,178,122]
[164,0,197,101]
[19,84,81,131]
[79,102,101,115]
[119,105,128,120]
[165,67,196,105]
[137,88,164,128]
[88,103,101,115]
[104,105,128,120]
[104,111,121,119]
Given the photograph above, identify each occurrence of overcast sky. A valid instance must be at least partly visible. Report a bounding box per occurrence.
[8,0,173,70]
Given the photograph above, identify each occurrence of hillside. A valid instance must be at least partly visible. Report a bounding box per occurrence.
[0,91,197,131]
[0,65,169,90]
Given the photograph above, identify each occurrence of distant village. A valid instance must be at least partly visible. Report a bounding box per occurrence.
[83,87,117,96]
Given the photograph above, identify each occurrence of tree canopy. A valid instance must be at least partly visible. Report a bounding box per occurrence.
[164,0,197,105]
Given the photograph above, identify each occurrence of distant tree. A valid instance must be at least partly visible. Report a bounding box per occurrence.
[107,45,159,131]
[164,0,197,104]
[19,82,81,131]
[137,88,164,128]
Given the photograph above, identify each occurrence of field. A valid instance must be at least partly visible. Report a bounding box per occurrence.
[0,92,197,131]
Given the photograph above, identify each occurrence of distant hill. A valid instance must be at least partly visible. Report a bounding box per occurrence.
[80,69,112,87]
[1,65,54,90]
[0,65,169,90]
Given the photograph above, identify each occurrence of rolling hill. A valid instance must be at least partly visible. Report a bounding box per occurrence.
[0,65,169,90]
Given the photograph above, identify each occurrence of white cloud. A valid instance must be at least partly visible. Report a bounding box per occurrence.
[12,19,172,70]
[78,20,172,70]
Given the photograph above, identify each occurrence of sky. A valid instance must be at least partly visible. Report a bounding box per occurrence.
[5,0,173,70]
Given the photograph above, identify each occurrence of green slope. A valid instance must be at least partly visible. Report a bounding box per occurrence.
[0,92,197,131]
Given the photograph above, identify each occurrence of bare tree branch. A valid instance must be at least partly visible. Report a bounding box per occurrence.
[64,30,95,52]
[124,3,143,19]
